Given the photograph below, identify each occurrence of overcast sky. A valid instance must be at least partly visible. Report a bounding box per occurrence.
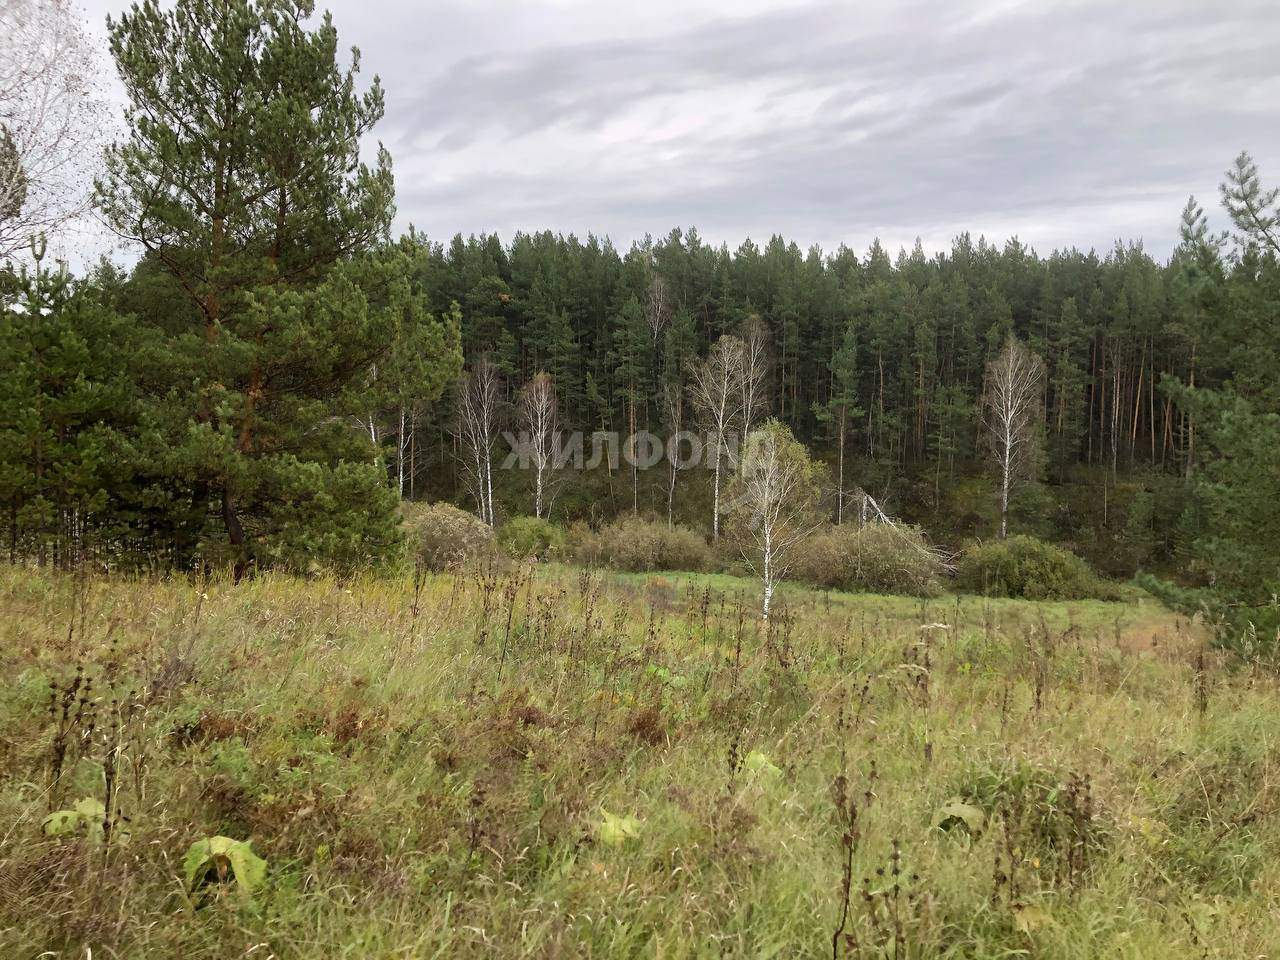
[76,0,1280,262]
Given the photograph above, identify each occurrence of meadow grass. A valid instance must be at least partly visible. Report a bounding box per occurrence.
[0,561,1277,958]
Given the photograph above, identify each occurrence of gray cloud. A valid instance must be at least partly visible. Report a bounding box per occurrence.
[78,0,1280,260]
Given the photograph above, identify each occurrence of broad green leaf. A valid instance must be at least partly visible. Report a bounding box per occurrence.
[183,836,268,897]
[744,750,783,778]
[42,797,106,842]
[73,797,106,818]
[41,810,80,837]
[598,809,642,847]
[935,799,986,834]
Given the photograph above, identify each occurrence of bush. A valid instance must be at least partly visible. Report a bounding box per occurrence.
[956,535,1117,600]
[402,502,494,571]
[498,516,566,560]
[569,516,713,572]
[791,523,945,596]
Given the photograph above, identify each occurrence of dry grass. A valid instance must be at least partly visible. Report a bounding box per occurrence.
[1,562,1277,958]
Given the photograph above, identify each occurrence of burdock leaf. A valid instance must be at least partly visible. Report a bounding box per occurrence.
[744,750,783,778]
[41,810,80,837]
[42,797,106,843]
[183,836,268,898]
[598,809,642,846]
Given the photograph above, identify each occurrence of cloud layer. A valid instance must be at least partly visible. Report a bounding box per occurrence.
[79,0,1280,259]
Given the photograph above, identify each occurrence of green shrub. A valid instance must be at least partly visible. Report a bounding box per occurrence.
[498,516,566,560]
[791,523,945,597]
[790,527,847,590]
[949,755,1107,876]
[956,535,1117,600]
[402,501,494,571]
[569,516,712,572]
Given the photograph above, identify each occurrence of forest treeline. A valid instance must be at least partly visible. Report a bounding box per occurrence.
[1,0,1277,647]
[357,216,1226,487]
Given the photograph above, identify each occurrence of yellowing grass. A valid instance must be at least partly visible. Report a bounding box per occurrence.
[0,563,1276,958]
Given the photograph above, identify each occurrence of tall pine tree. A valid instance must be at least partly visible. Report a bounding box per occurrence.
[96,0,445,574]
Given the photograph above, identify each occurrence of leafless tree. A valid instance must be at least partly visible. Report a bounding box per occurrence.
[518,371,560,519]
[395,405,416,499]
[645,273,671,345]
[688,334,746,541]
[661,380,684,528]
[0,0,106,260]
[454,358,504,527]
[730,421,820,620]
[739,315,770,434]
[982,337,1046,538]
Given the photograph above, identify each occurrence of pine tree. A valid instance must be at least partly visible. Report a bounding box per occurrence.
[609,295,650,512]
[461,275,517,375]
[360,237,463,497]
[96,0,421,574]
[817,320,862,523]
[1144,153,1280,651]
[0,241,149,566]
[659,307,697,524]
[1047,297,1087,477]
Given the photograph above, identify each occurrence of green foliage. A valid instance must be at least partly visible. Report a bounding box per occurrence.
[1152,731,1272,894]
[934,799,986,836]
[791,523,945,596]
[98,0,394,293]
[358,236,464,485]
[596,810,643,847]
[568,517,712,573]
[183,836,268,900]
[1145,387,1280,651]
[248,459,405,576]
[42,797,106,843]
[80,0,461,574]
[950,755,1105,870]
[0,248,167,567]
[402,501,494,571]
[742,750,782,779]
[957,535,1117,600]
[497,516,565,560]
[1122,488,1157,565]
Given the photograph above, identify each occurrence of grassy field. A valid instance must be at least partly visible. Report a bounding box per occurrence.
[1,562,1277,958]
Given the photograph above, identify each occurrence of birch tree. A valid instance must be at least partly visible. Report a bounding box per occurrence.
[646,273,671,346]
[688,334,745,540]
[455,358,503,526]
[518,371,559,519]
[982,337,1045,538]
[0,0,105,259]
[661,381,684,527]
[729,419,821,620]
